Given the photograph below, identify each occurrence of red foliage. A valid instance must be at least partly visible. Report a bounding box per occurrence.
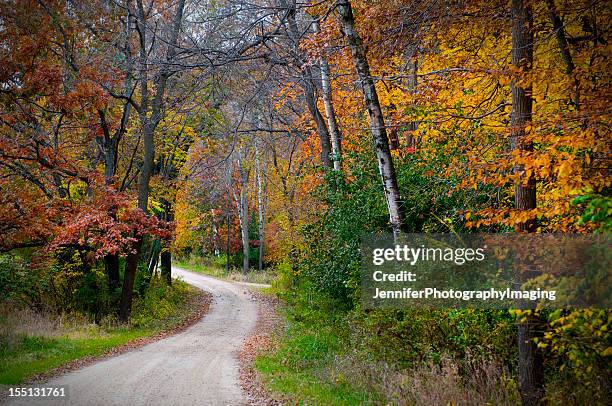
[50,189,172,258]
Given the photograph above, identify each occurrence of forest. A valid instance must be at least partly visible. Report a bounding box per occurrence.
[0,0,610,405]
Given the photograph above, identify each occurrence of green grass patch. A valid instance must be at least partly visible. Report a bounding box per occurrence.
[254,291,375,405]
[0,279,202,384]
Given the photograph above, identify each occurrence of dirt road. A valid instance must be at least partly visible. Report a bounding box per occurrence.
[8,267,259,406]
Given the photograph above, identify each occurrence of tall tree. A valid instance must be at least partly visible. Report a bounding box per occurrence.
[511,1,544,404]
[280,0,333,170]
[233,146,251,274]
[336,0,405,237]
[313,18,343,171]
[119,0,186,321]
[256,139,268,271]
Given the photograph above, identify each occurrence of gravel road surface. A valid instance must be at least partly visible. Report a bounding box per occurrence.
[7,266,258,406]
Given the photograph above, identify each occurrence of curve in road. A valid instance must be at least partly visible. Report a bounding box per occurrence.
[8,266,258,406]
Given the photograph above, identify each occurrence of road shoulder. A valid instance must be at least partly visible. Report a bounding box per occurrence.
[239,289,284,406]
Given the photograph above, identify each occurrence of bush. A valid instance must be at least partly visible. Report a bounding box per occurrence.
[0,250,114,318]
[130,278,191,329]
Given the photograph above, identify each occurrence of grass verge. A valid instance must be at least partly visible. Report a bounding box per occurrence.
[252,287,519,405]
[0,279,208,384]
[253,293,375,405]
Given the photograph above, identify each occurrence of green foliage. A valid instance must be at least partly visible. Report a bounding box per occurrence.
[348,308,516,369]
[130,279,191,328]
[298,149,484,306]
[0,250,114,318]
[538,308,612,404]
[572,193,612,232]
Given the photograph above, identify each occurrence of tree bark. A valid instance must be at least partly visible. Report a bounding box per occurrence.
[511,1,544,405]
[119,240,141,321]
[160,198,173,284]
[405,52,418,148]
[147,238,161,278]
[226,213,231,273]
[236,149,250,274]
[303,72,333,170]
[313,19,343,171]
[256,145,268,271]
[336,0,405,238]
[211,209,221,256]
[160,250,172,285]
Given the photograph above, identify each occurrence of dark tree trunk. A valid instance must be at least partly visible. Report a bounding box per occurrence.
[518,312,545,406]
[160,250,172,285]
[336,0,405,238]
[405,55,418,148]
[303,73,333,170]
[160,198,173,284]
[117,0,186,322]
[119,240,141,322]
[546,0,580,109]
[511,1,544,404]
[105,253,121,291]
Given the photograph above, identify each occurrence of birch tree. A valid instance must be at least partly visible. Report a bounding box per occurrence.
[313,18,343,172]
[336,0,405,238]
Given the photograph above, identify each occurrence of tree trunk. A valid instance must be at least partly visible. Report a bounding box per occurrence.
[518,312,545,406]
[303,73,333,170]
[211,209,221,256]
[147,238,161,278]
[336,0,405,238]
[546,0,580,109]
[104,253,120,292]
[240,182,249,274]
[313,20,343,171]
[405,52,418,148]
[161,250,172,285]
[226,214,231,273]
[511,1,544,404]
[119,240,141,322]
[256,147,268,271]
[118,0,186,322]
[161,198,173,284]
[236,150,250,274]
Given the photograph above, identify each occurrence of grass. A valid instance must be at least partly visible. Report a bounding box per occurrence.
[175,257,274,285]
[253,287,519,405]
[255,333,374,405]
[253,293,376,405]
[0,279,203,384]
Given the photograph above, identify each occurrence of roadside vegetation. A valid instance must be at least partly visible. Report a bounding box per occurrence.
[0,277,204,384]
[249,147,610,405]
